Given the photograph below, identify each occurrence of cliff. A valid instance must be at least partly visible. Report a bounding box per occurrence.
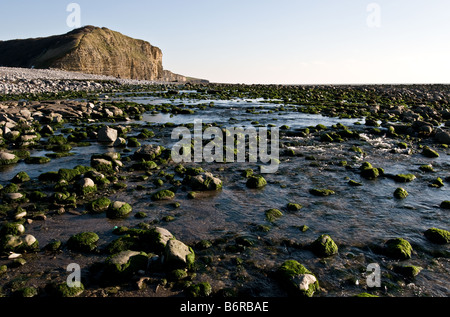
[0,26,207,83]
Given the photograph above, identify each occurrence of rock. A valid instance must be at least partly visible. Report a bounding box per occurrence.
[309,188,335,196]
[151,189,175,201]
[164,239,195,269]
[4,192,24,201]
[106,201,132,219]
[113,137,126,147]
[293,274,317,291]
[310,234,338,257]
[394,188,408,199]
[11,171,30,183]
[20,234,39,251]
[434,130,450,144]
[361,167,380,180]
[1,235,23,252]
[186,282,212,298]
[67,232,99,252]
[424,228,450,244]
[394,174,416,183]
[98,126,118,143]
[133,144,162,161]
[393,265,422,278]
[277,260,319,297]
[104,250,148,279]
[155,227,174,247]
[87,197,111,214]
[78,177,97,195]
[246,175,267,189]
[422,146,439,158]
[91,158,114,173]
[384,238,412,260]
[440,201,450,209]
[186,172,222,191]
[50,282,84,297]
[0,152,19,165]
[286,203,303,211]
[265,208,283,222]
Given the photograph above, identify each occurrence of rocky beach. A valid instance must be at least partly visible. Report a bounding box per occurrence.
[0,67,449,299]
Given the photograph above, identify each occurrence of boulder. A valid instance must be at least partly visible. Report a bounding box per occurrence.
[384,238,412,260]
[310,234,338,257]
[133,144,162,161]
[435,130,450,145]
[277,260,319,297]
[0,152,19,165]
[424,228,450,244]
[98,126,118,143]
[67,232,99,253]
[106,201,132,219]
[164,239,195,269]
[186,172,222,191]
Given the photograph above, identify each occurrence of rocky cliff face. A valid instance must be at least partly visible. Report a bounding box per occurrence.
[0,26,167,81]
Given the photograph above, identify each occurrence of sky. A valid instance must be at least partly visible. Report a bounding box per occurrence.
[0,0,449,84]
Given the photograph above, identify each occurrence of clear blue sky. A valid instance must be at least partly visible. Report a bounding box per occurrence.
[1,0,449,84]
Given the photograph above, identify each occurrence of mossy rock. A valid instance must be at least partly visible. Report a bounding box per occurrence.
[419,164,434,173]
[422,146,439,158]
[309,188,335,196]
[106,227,170,254]
[67,232,99,253]
[104,250,149,279]
[44,239,62,252]
[310,234,338,257]
[0,152,19,166]
[277,260,319,297]
[25,156,51,164]
[127,137,141,147]
[186,282,212,297]
[151,189,175,201]
[429,177,444,188]
[348,180,363,186]
[394,174,416,183]
[265,208,283,222]
[393,265,422,278]
[11,171,31,183]
[361,167,380,180]
[1,183,19,194]
[440,201,450,209]
[38,171,60,182]
[0,222,25,236]
[47,135,68,145]
[394,187,408,199]
[354,293,379,297]
[58,168,81,182]
[87,197,111,214]
[50,282,84,297]
[106,201,132,219]
[424,228,450,244]
[246,175,267,189]
[286,202,303,211]
[384,238,412,260]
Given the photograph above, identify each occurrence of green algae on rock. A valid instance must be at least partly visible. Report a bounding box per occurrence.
[265,208,283,222]
[310,234,338,257]
[309,188,335,196]
[384,238,412,260]
[106,201,132,219]
[277,260,319,297]
[151,189,175,201]
[424,228,450,244]
[246,175,267,189]
[67,232,99,253]
[394,187,409,199]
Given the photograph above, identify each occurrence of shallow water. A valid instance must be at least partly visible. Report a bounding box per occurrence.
[1,93,449,297]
